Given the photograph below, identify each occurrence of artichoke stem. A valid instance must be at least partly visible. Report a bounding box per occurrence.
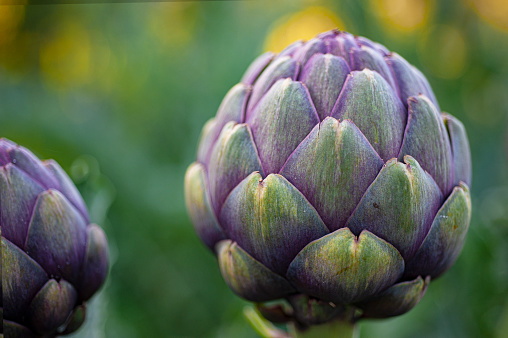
[244,305,359,338]
[291,320,358,338]
[244,306,292,338]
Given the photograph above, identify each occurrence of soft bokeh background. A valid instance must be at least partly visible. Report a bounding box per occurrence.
[2,0,508,337]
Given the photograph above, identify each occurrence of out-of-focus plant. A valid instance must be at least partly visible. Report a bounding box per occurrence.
[68,155,117,338]
[0,5,24,45]
[0,5,32,75]
[469,0,508,32]
[369,0,434,34]
[147,2,198,50]
[39,20,92,89]
[461,75,508,127]
[418,24,468,79]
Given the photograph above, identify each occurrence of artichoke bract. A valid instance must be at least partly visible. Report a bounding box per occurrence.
[1,138,109,337]
[185,30,472,326]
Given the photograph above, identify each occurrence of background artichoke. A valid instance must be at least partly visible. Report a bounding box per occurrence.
[1,138,109,337]
[185,29,472,328]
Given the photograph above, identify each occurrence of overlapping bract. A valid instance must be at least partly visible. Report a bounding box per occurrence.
[0,138,109,337]
[185,30,472,324]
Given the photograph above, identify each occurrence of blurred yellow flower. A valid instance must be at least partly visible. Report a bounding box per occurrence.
[0,5,25,45]
[0,5,33,78]
[263,6,345,53]
[418,25,468,79]
[470,0,508,32]
[148,2,198,49]
[0,31,33,78]
[40,21,91,88]
[370,0,434,33]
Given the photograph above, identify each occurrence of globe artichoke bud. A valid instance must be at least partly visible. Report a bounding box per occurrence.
[1,138,109,337]
[185,29,472,329]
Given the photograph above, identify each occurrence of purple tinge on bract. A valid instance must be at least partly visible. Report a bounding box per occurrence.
[1,138,109,336]
[184,29,472,324]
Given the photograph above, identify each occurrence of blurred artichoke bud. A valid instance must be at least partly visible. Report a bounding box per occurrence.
[1,138,109,336]
[184,30,472,326]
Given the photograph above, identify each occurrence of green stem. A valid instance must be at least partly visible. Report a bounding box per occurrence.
[244,306,359,338]
[290,320,358,338]
[244,306,291,338]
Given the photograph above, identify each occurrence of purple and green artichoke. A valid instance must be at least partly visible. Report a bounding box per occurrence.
[185,30,472,326]
[1,138,109,337]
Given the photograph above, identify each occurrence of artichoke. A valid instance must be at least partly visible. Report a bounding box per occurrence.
[1,138,109,337]
[185,30,472,327]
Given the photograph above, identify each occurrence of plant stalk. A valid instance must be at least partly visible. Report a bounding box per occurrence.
[245,305,359,338]
[290,320,358,338]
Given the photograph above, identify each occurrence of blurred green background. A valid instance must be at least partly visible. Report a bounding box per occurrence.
[1,0,508,337]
